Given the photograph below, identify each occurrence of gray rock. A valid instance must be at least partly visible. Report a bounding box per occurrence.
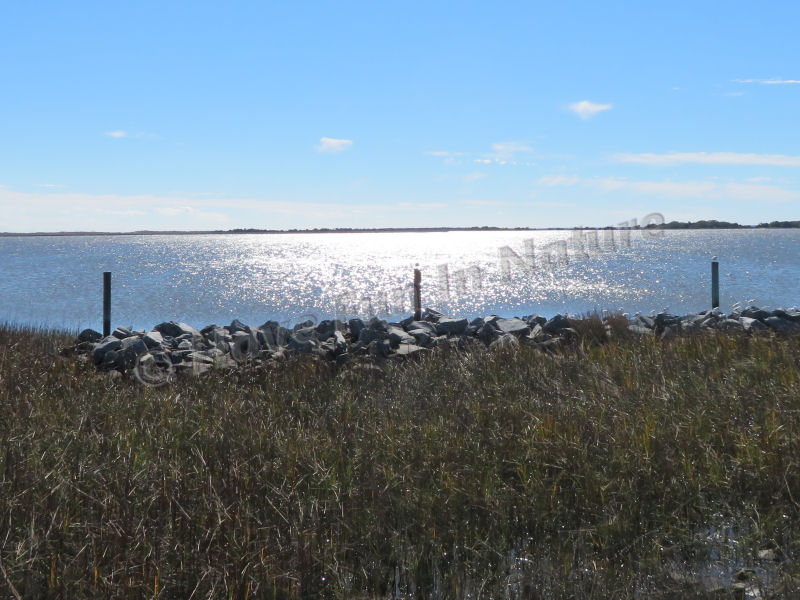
[78,328,102,343]
[257,322,289,348]
[654,312,681,328]
[408,330,433,347]
[293,319,315,331]
[773,308,800,322]
[523,314,547,327]
[483,315,501,328]
[288,327,318,353]
[332,331,348,353]
[185,352,216,365]
[348,318,366,339]
[111,326,134,339]
[176,322,203,338]
[176,361,212,376]
[387,326,415,346]
[359,327,389,344]
[465,317,484,335]
[636,315,655,329]
[366,317,388,331]
[230,331,261,361]
[143,330,165,349]
[406,321,437,336]
[544,314,571,333]
[714,318,743,332]
[154,321,185,338]
[765,316,800,334]
[740,317,767,333]
[368,338,392,357]
[315,320,338,339]
[102,350,121,369]
[177,339,193,350]
[393,344,428,357]
[421,308,444,322]
[121,336,148,367]
[92,336,122,365]
[528,323,546,341]
[436,317,469,335]
[496,317,531,336]
[228,319,250,334]
[698,317,717,328]
[200,324,217,336]
[477,323,501,344]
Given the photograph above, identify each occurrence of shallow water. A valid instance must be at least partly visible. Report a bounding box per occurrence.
[1,229,799,331]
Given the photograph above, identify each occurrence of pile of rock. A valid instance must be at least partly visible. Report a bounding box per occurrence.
[69,305,800,381]
[625,306,800,338]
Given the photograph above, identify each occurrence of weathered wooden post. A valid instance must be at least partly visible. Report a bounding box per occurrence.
[103,271,111,337]
[711,259,719,309]
[413,266,422,321]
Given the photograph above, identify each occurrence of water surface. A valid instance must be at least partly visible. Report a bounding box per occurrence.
[1,229,798,331]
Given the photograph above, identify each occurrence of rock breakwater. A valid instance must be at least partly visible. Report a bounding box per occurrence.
[66,306,800,384]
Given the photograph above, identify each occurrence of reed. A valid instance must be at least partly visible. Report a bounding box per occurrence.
[0,322,798,598]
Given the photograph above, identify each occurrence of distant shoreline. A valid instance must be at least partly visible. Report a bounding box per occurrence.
[1,219,799,237]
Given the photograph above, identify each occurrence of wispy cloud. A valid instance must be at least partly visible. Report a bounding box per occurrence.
[461,199,513,207]
[316,137,353,153]
[538,175,800,203]
[529,200,575,207]
[36,183,67,188]
[490,141,532,157]
[464,172,487,182]
[537,175,580,187]
[426,151,466,157]
[615,151,800,167]
[429,142,534,167]
[104,130,127,138]
[734,78,800,85]
[568,100,612,119]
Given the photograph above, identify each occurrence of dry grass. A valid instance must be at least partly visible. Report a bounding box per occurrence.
[1,323,799,598]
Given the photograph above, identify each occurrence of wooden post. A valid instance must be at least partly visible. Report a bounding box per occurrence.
[413,267,421,321]
[711,260,719,309]
[103,271,111,337]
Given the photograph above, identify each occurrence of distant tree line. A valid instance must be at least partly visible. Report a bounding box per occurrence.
[644,219,800,229]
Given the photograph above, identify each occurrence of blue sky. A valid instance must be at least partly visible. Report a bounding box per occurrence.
[1,1,799,232]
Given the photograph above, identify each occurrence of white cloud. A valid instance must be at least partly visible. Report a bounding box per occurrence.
[464,172,487,182]
[461,199,512,206]
[36,183,66,188]
[491,141,532,157]
[537,175,579,187]
[568,100,612,119]
[426,151,466,157]
[529,201,574,207]
[536,175,800,203]
[615,152,800,167]
[428,142,532,166]
[734,78,800,85]
[316,137,353,153]
[104,131,127,138]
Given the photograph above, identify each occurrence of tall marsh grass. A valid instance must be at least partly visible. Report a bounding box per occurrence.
[0,322,799,598]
